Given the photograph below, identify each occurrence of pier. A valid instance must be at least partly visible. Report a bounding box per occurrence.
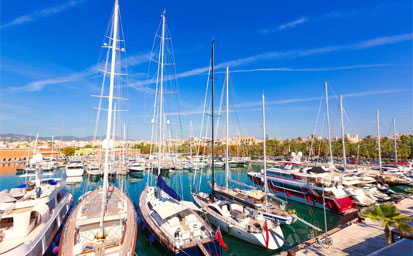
[281,196,413,256]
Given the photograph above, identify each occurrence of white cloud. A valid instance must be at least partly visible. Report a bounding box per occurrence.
[9,72,88,92]
[1,0,85,28]
[8,52,150,92]
[127,33,411,90]
[9,33,412,93]
[217,64,390,74]
[260,17,308,34]
[238,89,407,109]
[167,89,405,117]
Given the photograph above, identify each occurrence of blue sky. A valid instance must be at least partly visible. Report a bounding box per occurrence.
[1,0,412,140]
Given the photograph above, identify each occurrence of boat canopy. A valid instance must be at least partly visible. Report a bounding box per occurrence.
[0,191,16,203]
[307,167,328,174]
[157,175,181,201]
[10,188,24,198]
[153,200,200,220]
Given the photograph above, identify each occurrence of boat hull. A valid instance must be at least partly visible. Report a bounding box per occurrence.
[248,174,357,215]
[192,195,284,250]
[65,168,84,177]
[139,210,222,256]
[0,190,73,256]
[59,186,137,256]
[138,187,222,256]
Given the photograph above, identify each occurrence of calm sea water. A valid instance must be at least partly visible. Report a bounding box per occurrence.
[0,164,356,256]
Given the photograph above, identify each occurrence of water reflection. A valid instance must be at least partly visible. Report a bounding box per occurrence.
[0,163,358,256]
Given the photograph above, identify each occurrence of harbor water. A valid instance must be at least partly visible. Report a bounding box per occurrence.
[0,164,358,256]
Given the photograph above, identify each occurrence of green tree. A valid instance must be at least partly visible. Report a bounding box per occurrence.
[61,147,75,156]
[362,203,412,245]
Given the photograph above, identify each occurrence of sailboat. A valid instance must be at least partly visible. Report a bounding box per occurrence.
[138,10,221,256]
[192,41,285,250]
[16,136,44,174]
[59,1,137,255]
[0,134,73,255]
[207,67,295,224]
[248,83,358,215]
[374,111,412,186]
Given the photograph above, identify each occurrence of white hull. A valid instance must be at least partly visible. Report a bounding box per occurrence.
[0,190,73,256]
[65,168,84,177]
[85,169,102,176]
[206,212,284,250]
[66,176,83,184]
[128,167,143,172]
[193,194,284,250]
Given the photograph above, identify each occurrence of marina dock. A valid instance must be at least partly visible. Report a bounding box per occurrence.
[281,196,413,256]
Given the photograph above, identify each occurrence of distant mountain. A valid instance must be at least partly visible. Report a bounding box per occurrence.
[0,134,128,141]
[0,134,89,141]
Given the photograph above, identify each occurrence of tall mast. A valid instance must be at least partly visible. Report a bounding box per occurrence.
[158,10,166,176]
[225,66,229,188]
[262,94,268,205]
[325,81,333,164]
[51,135,54,158]
[33,133,40,187]
[189,120,193,158]
[100,0,119,232]
[339,95,346,170]
[122,124,126,168]
[376,110,382,173]
[32,133,38,156]
[112,103,117,162]
[393,118,398,162]
[210,39,215,200]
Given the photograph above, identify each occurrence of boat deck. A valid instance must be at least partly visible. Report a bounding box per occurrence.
[59,185,137,256]
[139,187,216,253]
[282,196,413,256]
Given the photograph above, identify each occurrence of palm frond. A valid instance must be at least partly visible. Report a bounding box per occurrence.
[396,223,413,234]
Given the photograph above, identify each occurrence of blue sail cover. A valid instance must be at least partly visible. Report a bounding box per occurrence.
[157,175,181,201]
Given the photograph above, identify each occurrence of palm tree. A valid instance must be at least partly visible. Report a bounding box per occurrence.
[362,203,412,245]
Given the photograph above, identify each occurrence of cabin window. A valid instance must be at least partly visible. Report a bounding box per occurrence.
[312,189,320,197]
[47,198,56,209]
[324,191,334,198]
[0,217,13,229]
[30,211,40,225]
[57,192,62,203]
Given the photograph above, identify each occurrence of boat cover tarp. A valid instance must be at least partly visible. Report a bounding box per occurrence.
[153,200,200,220]
[10,188,24,198]
[157,175,181,201]
[307,167,328,173]
[0,191,16,203]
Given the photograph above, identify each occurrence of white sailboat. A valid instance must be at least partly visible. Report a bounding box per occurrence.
[193,42,285,251]
[59,1,137,255]
[208,68,295,225]
[138,11,221,256]
[0,140,73,255]
[337,95,378,206]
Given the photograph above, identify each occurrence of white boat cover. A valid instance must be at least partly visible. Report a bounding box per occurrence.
[153,200,200,220]
[10,188,25,198]
[0,191,16,203]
